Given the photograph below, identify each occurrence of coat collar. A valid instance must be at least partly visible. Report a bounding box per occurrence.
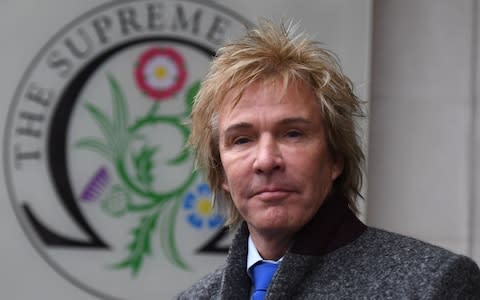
[290,193,367,256]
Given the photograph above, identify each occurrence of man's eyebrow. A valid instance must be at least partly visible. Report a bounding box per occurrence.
[223,122,253,137]
[278,117,312,126]
[223,117,312,137]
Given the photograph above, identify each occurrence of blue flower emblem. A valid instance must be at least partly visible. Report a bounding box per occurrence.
[183,183,223,229]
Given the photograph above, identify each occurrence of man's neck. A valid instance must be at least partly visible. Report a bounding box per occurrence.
[248,229,292,260]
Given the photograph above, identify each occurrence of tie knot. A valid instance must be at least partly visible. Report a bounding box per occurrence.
[251,261,278,299]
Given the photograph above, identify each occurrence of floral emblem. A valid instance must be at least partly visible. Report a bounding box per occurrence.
[135,47,187,100]
[74,47,214,276]
[183,184,223,229]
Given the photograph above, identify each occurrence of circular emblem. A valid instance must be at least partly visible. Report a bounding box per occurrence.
[4,1,249,299]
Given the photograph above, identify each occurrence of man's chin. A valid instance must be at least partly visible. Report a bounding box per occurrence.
[247,220,296,239]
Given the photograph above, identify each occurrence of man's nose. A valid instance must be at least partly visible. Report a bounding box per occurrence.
[253,135,284,175]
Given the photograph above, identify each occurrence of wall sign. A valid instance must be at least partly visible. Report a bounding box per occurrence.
[4,0,249,298]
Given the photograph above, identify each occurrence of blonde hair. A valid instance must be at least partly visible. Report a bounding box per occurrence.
[189,19,364,227]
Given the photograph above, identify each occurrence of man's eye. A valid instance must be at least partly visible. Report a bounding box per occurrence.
[233,137,250,145]
[286,130,303,138]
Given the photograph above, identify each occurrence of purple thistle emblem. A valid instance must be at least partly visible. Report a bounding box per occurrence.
[81,167,110,201]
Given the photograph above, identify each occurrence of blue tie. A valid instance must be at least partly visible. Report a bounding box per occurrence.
[251,261,278,300]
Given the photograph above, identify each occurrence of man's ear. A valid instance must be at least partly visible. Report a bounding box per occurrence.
[221,172,230,192]
[331,156,344,181]
[222,182,230,192]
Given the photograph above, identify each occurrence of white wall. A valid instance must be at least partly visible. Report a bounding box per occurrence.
[368,0,479,262]
[473,0,480,264]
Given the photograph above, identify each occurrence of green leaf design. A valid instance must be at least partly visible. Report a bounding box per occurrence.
[132,145,158,189]
[108,74,136,157]
[108,74,129,135]
[146,102,159,118]
[75,137,114,160]
[81,74,134,161]
[184,81,200,116]
[112,211,159,276]
[167,147,190,165]
[159,197,189,270]
[84,103,118,150]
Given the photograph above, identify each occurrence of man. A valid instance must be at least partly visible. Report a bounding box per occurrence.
[176,20,480,299]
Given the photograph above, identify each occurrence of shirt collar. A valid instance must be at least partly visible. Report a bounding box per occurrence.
[246,235,282,278]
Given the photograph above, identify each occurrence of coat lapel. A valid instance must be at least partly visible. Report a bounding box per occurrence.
[267,253,320,299]
[219,224,251,299]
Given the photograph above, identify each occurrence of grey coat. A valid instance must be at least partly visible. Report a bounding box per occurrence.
[175,197,480,299]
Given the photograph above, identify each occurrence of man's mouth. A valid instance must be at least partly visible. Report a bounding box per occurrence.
[251,186,294,200]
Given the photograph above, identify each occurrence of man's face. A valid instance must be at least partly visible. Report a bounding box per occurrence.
[218,79,343,241]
